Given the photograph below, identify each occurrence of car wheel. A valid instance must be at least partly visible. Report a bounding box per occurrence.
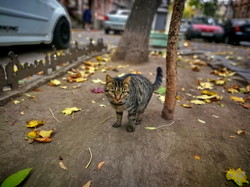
[105,29,110,34]
[52,17,70,49]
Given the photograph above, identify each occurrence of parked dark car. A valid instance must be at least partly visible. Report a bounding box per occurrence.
[223,19,250,45]
[185,16,224,43]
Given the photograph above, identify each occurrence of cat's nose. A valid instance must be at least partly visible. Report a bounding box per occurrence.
[115,95,121,101]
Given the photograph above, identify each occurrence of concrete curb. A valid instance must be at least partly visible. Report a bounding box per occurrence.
[0,51,106,106]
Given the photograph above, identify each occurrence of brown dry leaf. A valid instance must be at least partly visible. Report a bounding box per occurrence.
[34,137,52,143]
[97,161,105,170]
[82,180,92,187]
[194,155,201,160]
[229,135,236,138]
[59,161,68,170]
[236,129,245,135]
[242,104,250,109]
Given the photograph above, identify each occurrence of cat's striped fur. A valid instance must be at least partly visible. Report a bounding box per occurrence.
[105,67,163,132]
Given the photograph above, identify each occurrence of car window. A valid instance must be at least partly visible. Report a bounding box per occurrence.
[121,11,130,15]
[109,10,117,14]
[192,17,216,25]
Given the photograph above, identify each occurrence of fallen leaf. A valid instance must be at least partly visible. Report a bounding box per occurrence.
[13,100,20,105]
[144,127,157,130]
[59,161,68,170]
[230,96,245,103]
[181,104,192,108]
[26,120,45,128]
[82,180,92,187]
[62,107,81,115]
[60,86,68,89]
[27,131,38,139]
[236,129,245,135]
[97,161,105,169]
[194,155,201,160]
[49,79,61,86]
[242,104,250,109]
[155,87,166,95]
[225,168,249,186]
[158,95,165,103]
[227,88,239,94]
[99,104,106,107]
[198,119,206,124]
[1,168,32,187]
[197,82,214,90]
[92,79,106,84]
[91,88,104,93]
[34,137,52,143]
[201,90,217,96]
[229,135,236,138]
[39,130,53,138]
[190,100,206,105]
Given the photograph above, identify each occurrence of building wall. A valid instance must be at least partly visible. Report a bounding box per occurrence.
[233,0,250,18]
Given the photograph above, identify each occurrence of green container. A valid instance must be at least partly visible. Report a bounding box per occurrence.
[150,31,184,47]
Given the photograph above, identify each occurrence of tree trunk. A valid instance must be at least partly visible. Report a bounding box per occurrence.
[112,0,161,63]
[162,0,185,120]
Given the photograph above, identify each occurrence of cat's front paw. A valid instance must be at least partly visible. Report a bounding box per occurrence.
[113,123,121,128]
[126,125,135,132]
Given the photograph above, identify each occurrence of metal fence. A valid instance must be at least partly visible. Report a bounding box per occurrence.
[0,38,107,93]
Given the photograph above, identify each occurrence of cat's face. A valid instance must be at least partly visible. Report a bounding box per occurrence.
[105,74,131,104]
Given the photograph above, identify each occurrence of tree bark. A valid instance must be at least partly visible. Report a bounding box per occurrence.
[112,0,161,63]
[162,0,185,120]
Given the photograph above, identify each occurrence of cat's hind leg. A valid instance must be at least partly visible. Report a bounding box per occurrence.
[113,111,123,128]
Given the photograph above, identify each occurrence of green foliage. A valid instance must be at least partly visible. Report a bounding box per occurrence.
[1,168,32,187]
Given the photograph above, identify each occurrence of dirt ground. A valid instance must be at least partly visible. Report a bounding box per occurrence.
[0,45,250,187]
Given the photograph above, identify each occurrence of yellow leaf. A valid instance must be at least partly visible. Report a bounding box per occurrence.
[26,120,45,128]
[201,90,217,96]
[27,131,38,139]
[38,130,53,138]
[13,100,20,105]
[181,104,192,108]
[49,79,61,86]
[61,107,81,115]
[158,95,165,103]
[82,180,92,187]
[92,79,106,84]
[230,96,245,103]
[59,161,68,170]
[144,127,157,130]
[96,56,104,61]
[226,168,249,186]
[75,77,88,82]
[198,119,206,124]
[197,82,214,90]
[196,95,216,100]
[227,88,239,94]
[236,129,245,135]
[190,100,206,105]
[60,86,68,89]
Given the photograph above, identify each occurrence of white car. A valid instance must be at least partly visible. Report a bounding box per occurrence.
[103,9,130,34]
[0,0,71,49]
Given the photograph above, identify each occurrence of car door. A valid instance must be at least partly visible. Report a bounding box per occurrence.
[0,0,54,45]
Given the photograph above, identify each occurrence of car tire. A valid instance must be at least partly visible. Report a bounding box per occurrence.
[105,29,110,34]
[52,17,70,49]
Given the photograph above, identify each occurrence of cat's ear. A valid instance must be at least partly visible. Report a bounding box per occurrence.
[123,76,131,85]
[106,74,114,83]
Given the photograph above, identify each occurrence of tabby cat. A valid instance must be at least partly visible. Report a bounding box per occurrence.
[105,67,163,132]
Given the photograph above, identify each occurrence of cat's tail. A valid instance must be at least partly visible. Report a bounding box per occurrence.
[153,67,163,90]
